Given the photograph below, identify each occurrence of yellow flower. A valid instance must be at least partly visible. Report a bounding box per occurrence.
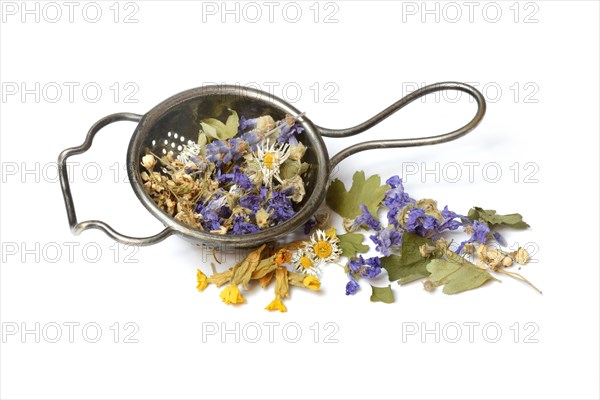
[275,249,292,265]
[265,296,287,312]
[303,275,321,291]
[308,228,342,264]
[219,285,246,305]
[196,269,209,292]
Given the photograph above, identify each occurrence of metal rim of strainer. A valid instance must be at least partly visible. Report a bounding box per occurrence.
[58,82,486,248]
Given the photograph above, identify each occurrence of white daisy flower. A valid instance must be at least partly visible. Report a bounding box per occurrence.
[308,228,342,265]
[254,142,291,187]
[292,248,321,276]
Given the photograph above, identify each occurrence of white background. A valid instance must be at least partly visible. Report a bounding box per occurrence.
[1,1,599,399]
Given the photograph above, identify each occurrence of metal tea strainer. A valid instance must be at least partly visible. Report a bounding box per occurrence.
[58,82,486,248]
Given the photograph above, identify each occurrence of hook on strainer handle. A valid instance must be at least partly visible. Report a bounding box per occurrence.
[58,112,174,247]
[320,82,486,167]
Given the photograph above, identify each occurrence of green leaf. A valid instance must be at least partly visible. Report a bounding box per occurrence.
[467,207,530,229]
[200,109,240,141]
[426,258,498,295]
[337,233,369,258]
[326,171,389,219]
[370,285,394,304]
[381,233,433,284]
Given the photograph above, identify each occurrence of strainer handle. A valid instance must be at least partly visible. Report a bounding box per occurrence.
[58,112,174,247]
[320,82,486,167]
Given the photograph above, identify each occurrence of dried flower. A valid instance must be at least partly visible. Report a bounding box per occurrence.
[308,229,342,265]
[219,285,246,305]
[348,255,382,279]
[196,269,209,292]
[515,247,530,264]
[292,248,321,276]
[303,275,321,290]
[254,141,291,187]
[265,295,287,312]
[370,226,402,256]
[141,154,156,170]
[275,249,292,265]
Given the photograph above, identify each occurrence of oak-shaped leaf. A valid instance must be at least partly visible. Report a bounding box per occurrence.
[426,257,498,295]
[326,171,389,219]
[381,232,434,284]
[370,284,394,304]
[337,233,370,258]
[467,207,529,229]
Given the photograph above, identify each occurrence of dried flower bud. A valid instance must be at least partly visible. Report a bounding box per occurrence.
[423,279,436,292]
[256,115,276,134]
[486,249,500,261]
[502,256,513,267]
[289,142,307,161]
[416,198,438,213]
[515,247,530,264]
[435,238,449,252]
[255,208,270,229]
[476,244,488,260]
[343,218,358,233]
[419,243,436,258]
[488,254,503,270]
[462,243,475,254]
[141,154,156,170]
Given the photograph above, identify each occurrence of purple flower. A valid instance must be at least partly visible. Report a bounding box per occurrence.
[456,220,491,253]
[438,205,464,232]
[405,208,442,238]
[470,220,490,243]
[383,176,415,225]
[206,138,246,165]
[267,191,295,222]
[206,140,231,164]
[217,166,253,191]
[493,231,507,246]
[345,276,360,295]
[278,121,304,145]
[240,194,262,213]
[350,204,381,231]
[239,115,256,131]
[349,255,382,279]
[231,215,259,235]
[303,217,316,234]
[370,226,403,256]
[241,130,262,150]
[383,176,415,210]
[196,196,229,231]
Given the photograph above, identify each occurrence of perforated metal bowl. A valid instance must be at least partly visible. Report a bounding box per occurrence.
[58,82,486,248]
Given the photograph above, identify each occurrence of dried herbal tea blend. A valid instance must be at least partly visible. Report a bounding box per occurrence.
[140,109,308,234]
[195,170,539,312]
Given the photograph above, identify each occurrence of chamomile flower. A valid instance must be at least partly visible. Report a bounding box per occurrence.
[292,248,321,276]
[254,142,291,187]
[308,229,342,265]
